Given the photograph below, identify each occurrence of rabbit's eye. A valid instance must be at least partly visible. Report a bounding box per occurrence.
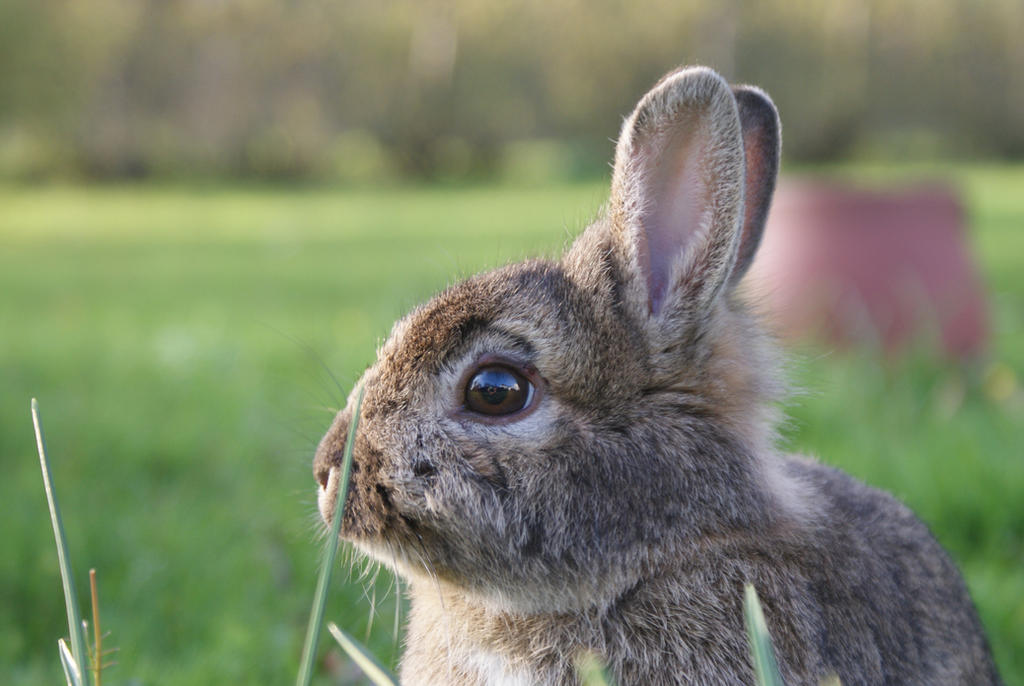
[465,365,533,416]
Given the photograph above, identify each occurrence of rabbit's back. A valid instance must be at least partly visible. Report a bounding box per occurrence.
[756,457,1001,685]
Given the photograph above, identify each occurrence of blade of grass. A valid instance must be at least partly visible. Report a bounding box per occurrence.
[90,569,103,686]
[744,583,784,686]
[575,650,615,686]
[295,386,364,686]
[33,399,93,686]
[58,638,83,686]
[327,622,399,686]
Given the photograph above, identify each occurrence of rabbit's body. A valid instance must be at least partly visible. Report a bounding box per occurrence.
[314,67,1001,685]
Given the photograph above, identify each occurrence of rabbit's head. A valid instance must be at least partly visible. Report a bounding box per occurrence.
[314,67,785,613]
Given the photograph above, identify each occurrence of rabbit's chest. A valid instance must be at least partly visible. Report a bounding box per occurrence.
[466,650,534,686]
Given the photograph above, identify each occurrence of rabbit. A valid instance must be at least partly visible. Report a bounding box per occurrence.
[313,66,1002,685]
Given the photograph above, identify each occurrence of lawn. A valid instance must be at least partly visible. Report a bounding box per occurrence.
[1,167,1021,684]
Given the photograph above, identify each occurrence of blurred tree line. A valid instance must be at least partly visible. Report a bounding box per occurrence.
[0,0,1021,182]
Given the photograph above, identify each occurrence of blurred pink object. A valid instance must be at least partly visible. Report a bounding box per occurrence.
[746,180,989,358]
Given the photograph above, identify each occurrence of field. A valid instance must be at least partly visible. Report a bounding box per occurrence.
[1,166,1022,684]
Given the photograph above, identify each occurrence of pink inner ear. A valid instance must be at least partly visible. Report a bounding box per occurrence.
[636,127,711,314]
[740,137,765,254]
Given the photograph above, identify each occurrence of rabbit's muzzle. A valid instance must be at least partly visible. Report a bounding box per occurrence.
[315,426,422,546]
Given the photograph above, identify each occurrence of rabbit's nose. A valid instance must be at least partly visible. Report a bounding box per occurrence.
[313,440,342,489]
[315,463,330,490]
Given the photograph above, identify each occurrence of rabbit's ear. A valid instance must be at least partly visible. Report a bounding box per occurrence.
[608,66,745,318]
[730,85,781,286]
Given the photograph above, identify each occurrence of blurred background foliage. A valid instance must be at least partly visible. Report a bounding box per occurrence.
[0,0,1022,183]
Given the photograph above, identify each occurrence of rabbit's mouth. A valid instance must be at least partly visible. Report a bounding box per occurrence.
[319,462,427,551]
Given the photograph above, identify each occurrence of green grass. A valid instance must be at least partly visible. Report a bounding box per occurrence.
[32,399,92,686]
[745,584,784,686]
[1,167,1021,684]
[296,387,374,686]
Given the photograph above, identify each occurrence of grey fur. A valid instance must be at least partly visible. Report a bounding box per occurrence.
[313,66,1001,685]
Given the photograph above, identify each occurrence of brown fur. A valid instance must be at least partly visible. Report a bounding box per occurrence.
[313,66,1001,685]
